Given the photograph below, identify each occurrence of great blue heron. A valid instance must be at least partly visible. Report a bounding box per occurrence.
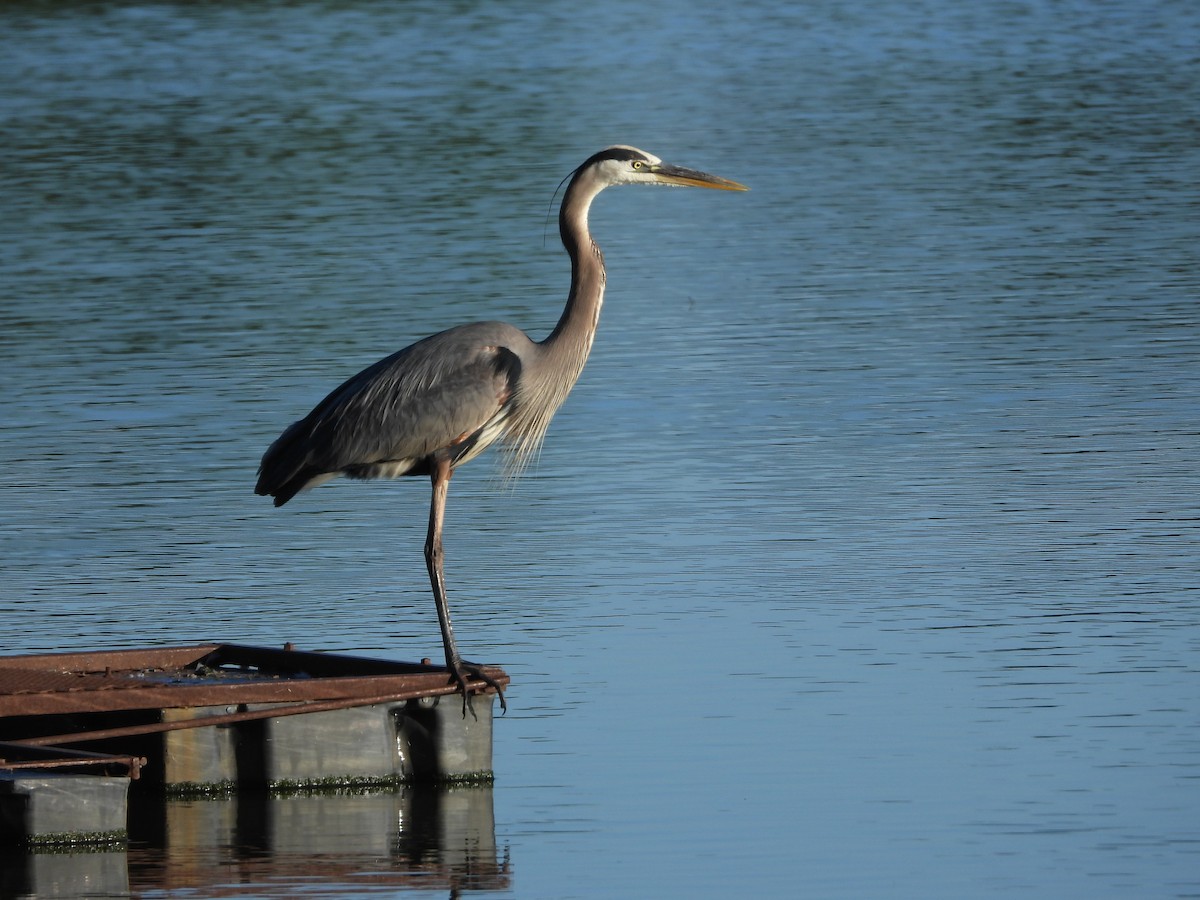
[255,145,746,712]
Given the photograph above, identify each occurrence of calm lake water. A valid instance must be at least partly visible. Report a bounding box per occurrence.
[2,0,1198,897]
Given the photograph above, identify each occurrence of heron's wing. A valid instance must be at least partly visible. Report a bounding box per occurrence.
[257,322,527,503]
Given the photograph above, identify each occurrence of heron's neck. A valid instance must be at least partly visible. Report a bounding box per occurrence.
[502,173,609,475]
[542,178,606,376]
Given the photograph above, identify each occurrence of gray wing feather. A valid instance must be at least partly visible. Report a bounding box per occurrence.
[257,322,529,503]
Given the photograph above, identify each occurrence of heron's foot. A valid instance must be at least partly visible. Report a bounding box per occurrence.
[448,659,508,719]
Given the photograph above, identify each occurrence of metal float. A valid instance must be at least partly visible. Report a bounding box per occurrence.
[0,644,507,845]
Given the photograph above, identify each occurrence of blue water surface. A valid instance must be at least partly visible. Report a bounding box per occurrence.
[2,0,1198,897]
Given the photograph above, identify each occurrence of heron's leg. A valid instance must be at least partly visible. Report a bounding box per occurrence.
[425,456,461,673]
[424,456,507,717]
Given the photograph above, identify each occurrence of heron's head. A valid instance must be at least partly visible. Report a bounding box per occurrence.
[579,145,748,192]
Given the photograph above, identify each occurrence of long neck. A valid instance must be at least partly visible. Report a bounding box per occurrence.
[502,170,608,476]
[542,171,607,372]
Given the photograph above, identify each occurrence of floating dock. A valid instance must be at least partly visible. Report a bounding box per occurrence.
[0,643,508,845]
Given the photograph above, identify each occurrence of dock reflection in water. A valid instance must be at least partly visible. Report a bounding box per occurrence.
[4,785,507,898]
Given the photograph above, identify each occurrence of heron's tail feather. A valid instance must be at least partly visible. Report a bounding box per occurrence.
[255,418,329,506]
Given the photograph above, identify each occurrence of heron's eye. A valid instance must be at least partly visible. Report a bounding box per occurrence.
[631,160,644,170]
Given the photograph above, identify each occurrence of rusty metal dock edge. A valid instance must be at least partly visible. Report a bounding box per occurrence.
[0,644,508,793]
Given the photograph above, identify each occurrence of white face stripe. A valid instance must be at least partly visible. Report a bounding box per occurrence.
[595,154,669,187]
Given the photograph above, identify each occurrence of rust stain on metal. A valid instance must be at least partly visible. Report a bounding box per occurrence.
[16,685,490,749]
[0,644,508,718]
[0,741,146,779]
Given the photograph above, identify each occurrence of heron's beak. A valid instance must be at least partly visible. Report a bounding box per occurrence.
[651,163,748,191]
